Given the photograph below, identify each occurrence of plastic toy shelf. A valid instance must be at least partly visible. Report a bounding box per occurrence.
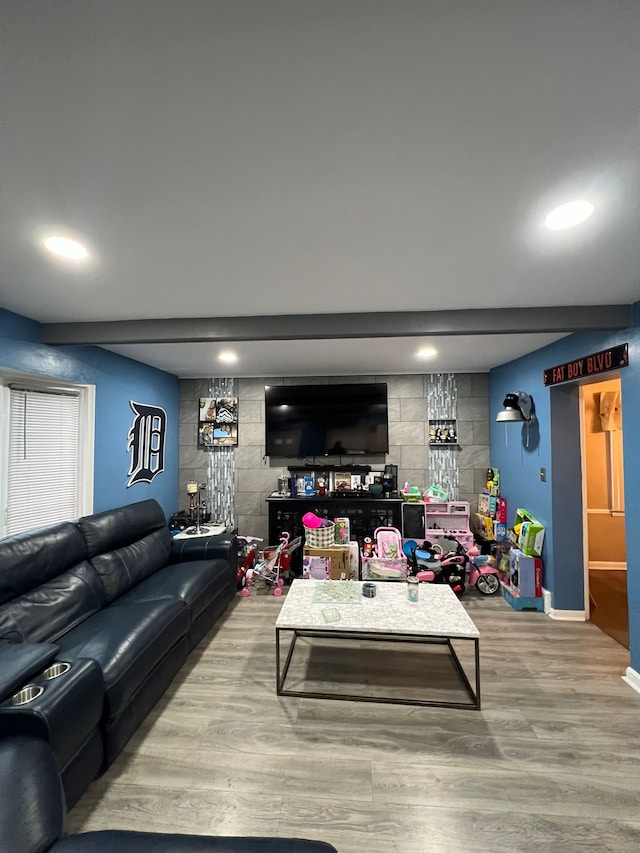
[428,418,459,447]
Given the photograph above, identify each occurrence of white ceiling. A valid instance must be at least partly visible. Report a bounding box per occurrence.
[1,1,638,377]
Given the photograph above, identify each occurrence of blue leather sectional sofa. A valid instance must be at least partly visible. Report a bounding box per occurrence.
[0,499,238,809]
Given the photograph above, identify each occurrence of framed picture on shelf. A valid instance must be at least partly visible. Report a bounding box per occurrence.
[198,397,238,447]
[334,473,351,491]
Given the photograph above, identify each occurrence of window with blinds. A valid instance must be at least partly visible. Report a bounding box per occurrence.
[6,387,81,535]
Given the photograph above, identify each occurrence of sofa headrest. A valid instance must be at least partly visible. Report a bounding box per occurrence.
[0,735,65,853]
[77,499,168,558]
[0,522,88,606]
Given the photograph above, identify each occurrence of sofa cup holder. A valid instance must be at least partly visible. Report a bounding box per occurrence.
[42,662,71,680]
[10,684,44,706]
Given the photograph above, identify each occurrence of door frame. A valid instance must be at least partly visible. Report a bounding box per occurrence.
[578,373,625,625]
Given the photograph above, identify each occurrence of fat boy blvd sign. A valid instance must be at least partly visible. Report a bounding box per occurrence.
[543,343,629,387]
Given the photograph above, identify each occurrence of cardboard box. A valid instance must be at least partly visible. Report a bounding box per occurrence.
[302,555,331,580]
[474,513,495,541]
[493,522,508,541]
[303,545,350,580]
[509,548,542,597]
[491,540,512,579]
[513,508,545,557]
[478,494,497,518]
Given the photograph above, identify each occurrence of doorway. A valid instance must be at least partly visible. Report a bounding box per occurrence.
[580,378,629,648]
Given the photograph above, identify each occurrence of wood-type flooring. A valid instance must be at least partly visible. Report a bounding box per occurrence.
[68,589,640,853]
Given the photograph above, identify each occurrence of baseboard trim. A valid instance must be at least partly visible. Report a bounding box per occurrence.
[589,561,627,570]
[542,588,552,614]
[548,608,586,621]
[622,666,640,696]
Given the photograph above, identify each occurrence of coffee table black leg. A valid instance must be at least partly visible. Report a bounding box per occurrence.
[475,638,481,710]
[276,628,299,695]
[446,638,480,710]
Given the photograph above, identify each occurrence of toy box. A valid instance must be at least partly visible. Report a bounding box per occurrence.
[509,548,542,598]
[347,541,360,580]
[478,494,498,518]
[511,508,545,557]
[502,584,544,612]
[302,555,331,580]
[493,522,508,541]
[497,498,507,524]
[334,518,350,545]
[485,468,500,497]
[474,513,495,541]
[303,546,350,580]
[491,540,512,579]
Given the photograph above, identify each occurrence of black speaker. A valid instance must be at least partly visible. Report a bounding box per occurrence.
[383,464,398,496]
[402,503,426,539]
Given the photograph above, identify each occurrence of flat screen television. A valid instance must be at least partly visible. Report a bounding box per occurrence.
[265,383,389,458]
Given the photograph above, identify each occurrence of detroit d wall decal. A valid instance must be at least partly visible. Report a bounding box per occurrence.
[127,401,167,487]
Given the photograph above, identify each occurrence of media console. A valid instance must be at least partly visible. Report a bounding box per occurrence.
[266,496,403,574]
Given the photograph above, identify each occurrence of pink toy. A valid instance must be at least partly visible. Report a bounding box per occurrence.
[468,554,501,594]
[361,526,407,580]
[242,532,302,597]
[302,511,323,528]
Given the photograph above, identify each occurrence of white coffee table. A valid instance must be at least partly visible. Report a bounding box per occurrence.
[276,579,481,709]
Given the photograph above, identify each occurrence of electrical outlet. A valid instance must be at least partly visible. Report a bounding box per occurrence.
[540,467,547,482]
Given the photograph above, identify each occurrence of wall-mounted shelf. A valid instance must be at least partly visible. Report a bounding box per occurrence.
[286,464,372,473]
[428,418,459,446]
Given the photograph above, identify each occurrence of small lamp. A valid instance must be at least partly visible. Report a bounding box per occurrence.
[496,392,535,424]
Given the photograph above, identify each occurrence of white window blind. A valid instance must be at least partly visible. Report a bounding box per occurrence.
[7,387,81,535]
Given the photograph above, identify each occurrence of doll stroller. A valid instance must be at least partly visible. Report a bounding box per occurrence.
[241,531,301,597]
[361,526,408,580]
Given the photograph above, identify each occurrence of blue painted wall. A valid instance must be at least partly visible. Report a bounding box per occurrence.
[490,310,640,673]
[0,309,180,518]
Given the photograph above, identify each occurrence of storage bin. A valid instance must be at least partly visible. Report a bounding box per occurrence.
[304,522,336,549]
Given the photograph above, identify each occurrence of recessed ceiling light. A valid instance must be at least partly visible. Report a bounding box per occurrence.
[218,351,238,364]
[417,347,437,359]
[544,200,594,231]
[43,235,90,261]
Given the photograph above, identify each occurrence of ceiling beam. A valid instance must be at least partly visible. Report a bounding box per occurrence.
[42,305,632,346]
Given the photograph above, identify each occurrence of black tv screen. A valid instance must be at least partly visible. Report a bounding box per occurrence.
[265,383,389,458]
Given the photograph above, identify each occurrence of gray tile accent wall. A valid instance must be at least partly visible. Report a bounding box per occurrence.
[179,378,236,529]
[179,373,490,540]
[456,372,491,509]
[426,373,458,501]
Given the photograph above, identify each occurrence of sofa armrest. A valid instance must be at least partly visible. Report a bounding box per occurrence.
[50,831,337,851]
[170,534,238,570]
[0,642,61,703]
